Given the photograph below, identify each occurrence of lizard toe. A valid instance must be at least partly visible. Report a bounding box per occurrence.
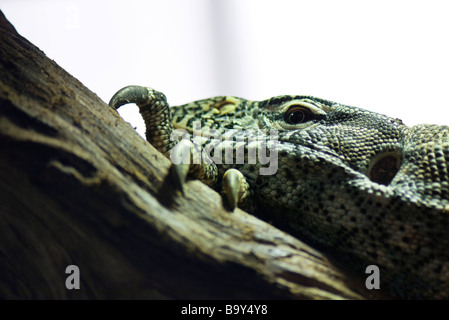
[222,169,253,212]
[169,163,189,194]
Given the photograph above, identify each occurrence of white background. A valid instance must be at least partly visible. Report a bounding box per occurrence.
[2,0,449,137]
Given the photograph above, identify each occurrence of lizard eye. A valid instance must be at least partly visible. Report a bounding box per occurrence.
[284,106,313,124]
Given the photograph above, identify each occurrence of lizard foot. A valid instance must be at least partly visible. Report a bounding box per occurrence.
[169,138,218,192]
[170,141,253,212]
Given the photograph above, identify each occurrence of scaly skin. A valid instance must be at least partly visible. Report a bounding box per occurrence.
[110,86,449,299]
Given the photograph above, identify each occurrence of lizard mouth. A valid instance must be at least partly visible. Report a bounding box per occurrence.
[366,150,402,185]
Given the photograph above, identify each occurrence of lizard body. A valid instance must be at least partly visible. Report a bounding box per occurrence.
[109,86,449,299]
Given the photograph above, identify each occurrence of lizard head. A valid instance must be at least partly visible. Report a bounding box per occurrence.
[245,94,449,298]
[253,95,405,185]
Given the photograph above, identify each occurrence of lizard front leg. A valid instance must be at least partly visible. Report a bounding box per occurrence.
[109,85,252,211]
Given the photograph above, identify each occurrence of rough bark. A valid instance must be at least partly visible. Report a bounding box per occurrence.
[0,11,382,299]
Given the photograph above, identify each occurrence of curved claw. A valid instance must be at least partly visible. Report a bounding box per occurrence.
[170,163,189,194]
[169,139,194,193]
[108,85,152,110]
[222,169,254,212]
[222,169,241,211]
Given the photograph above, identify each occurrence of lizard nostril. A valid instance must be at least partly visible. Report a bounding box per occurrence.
[367,151,402,185]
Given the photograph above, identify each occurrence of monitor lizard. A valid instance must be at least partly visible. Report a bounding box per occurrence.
[109,85,449,299]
